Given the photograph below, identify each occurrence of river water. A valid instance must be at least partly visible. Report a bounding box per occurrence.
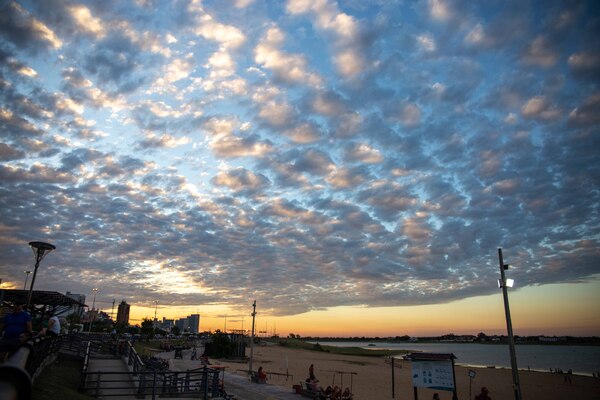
[311,342,600,375]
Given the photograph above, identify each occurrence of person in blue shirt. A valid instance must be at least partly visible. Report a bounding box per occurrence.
[0,302,33,358]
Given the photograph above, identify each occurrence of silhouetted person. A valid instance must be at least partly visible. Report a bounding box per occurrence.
[474,387,491,400]
[0,303,32,359]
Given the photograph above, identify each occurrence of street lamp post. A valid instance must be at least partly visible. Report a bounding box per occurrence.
[497,248,522,400]
[89,288,98,333]
[26,241,56,312]
[249,300,256,375]
[23,271,32,290]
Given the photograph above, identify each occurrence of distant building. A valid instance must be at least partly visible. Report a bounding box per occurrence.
[175,317,189,332]
[65,291,86,318]
[188,314,200,333]
[116,300,130,324]
[161,318,174,332]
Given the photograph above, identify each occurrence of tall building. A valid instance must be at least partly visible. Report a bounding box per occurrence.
[175,317,189,332]
[188,314,200,333]
[116,300,130,324]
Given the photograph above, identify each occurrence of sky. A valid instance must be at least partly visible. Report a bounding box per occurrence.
[0,0,599,337]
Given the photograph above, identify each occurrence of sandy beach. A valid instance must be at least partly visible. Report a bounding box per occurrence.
[189,343,600,400]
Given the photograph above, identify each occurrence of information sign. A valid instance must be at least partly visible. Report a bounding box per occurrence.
[411,359,455,391]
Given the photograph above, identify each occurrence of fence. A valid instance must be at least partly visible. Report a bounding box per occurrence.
[78,337,231,399]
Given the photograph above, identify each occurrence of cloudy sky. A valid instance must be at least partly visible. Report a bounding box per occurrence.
[0,0,598,336]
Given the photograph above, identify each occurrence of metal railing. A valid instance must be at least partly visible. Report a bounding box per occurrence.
[0,335,61,400]
[78,336,233,399]
[80,367,226,398]
[0,333,236,399]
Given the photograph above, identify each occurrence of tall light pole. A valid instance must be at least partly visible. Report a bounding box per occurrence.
[248,300,256,374]
[497,248,522,400]
[23,271,32,290]
[89,288,98,333]
[26,241,56,312]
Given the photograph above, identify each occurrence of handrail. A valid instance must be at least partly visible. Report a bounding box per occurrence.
[0,342,34,400]
[79,366,228,398]
[0,335,60,400]
[79,340,91,392]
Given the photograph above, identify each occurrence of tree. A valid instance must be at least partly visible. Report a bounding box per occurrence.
[114,321,128,334]
[172,325,180,335]
[210,330,233,358]
[141,317,154,337]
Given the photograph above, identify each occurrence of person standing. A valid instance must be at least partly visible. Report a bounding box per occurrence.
[0,303,33,357]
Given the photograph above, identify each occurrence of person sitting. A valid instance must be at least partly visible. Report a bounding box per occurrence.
[41,312,61,337]
[331,386,341,399]
[257,366,267,383]
[474,386,491,400]
[341,387,352,400]
[320,386,333,399]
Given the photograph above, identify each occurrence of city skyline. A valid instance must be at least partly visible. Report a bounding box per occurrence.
[0,1,599,337]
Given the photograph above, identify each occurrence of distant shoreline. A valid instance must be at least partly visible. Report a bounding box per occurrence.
[304,338,600,346]
[300,339,600,375]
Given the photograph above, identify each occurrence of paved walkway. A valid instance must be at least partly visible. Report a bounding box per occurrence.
[86,358,137,399]
[222,371,302,400]
[86,356,303,400]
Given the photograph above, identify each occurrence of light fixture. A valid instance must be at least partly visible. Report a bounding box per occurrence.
[26,241,56,311]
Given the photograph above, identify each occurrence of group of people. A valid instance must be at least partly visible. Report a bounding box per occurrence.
[0,302,61,360]
[431,387,491,400]
[305,364,352,400]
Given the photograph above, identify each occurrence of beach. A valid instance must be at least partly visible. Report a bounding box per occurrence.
[196,343,600,400]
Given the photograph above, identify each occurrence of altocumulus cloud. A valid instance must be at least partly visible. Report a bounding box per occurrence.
[0,0,598,317]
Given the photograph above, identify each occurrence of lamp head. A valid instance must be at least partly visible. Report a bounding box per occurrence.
[29,241,56,262]
[498,278,515,288]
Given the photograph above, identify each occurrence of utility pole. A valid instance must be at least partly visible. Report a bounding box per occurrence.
[89,288,98,333]
[498,248,522,400]
[111,299,115,321]
[249,300,256,374]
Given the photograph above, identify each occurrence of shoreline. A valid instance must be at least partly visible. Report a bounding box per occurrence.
[306,341,600,376]
[453,363,594,377]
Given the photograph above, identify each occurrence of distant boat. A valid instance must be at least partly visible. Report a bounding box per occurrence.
[368,344,376,347]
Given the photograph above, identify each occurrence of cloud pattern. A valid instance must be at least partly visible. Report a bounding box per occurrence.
[0,0,598,318]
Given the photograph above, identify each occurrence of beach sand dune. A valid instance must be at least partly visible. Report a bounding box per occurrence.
[206,343,600,400]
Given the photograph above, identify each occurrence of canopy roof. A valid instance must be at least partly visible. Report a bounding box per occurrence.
[0,289,86,317]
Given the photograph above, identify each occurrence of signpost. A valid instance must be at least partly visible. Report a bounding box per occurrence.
[469,369,476,399]
[407,353,458,400]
